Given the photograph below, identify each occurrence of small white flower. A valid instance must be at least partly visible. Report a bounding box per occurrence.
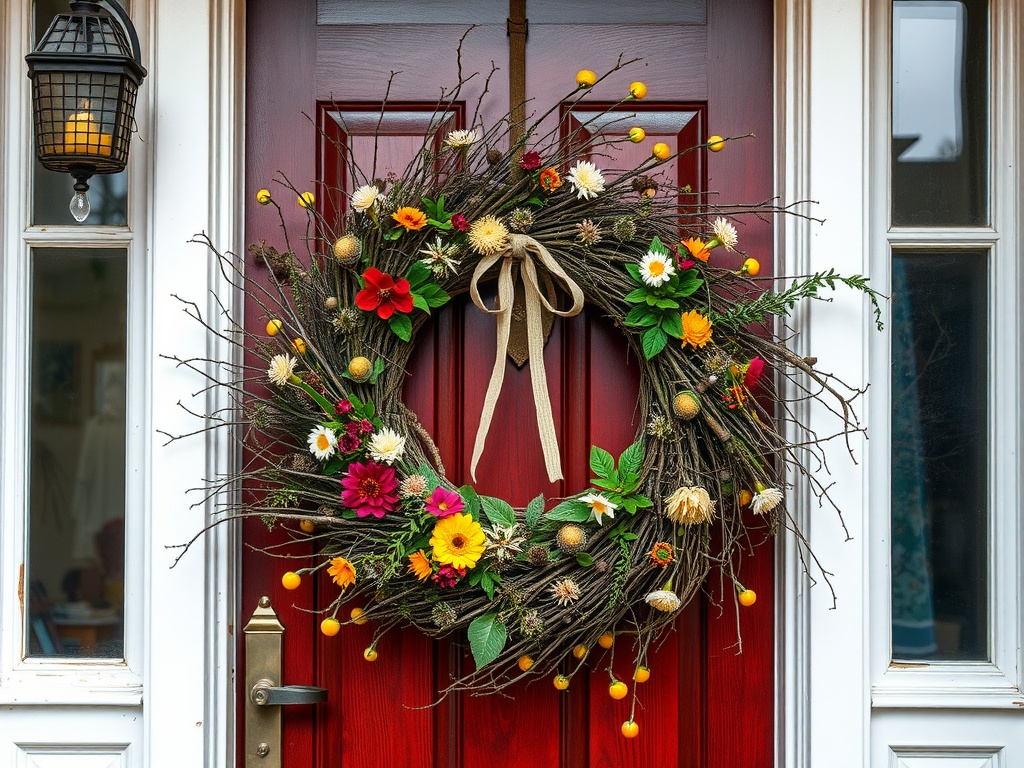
[444,129,479,150]
[639,249,676,287]
[711,217,738,251]
[400,474,429,498]
[307,425,338,461]
[551,578,582,607]
[419,236,461,278]
[645,589,682,613]
[579,492,617,525]
[751,486,783,515]
[351,184,381,212]
[368,427,406,465]
[267,354,297,386]
[566,160,606,200]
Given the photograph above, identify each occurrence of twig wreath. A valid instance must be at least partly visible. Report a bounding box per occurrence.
[169,54,880,735]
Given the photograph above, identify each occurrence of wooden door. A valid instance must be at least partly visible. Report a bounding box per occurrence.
[243,1,774,766]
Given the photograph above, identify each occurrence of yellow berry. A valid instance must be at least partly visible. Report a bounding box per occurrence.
[742,257,761,276]
[739,489,753,507]
[350,607,368,625]
[708,134,726,152]
[633,666,651,683]
[266,318,283,336]
[281,571,301,590]
[739,589,757,607]
[652,142,671,161]
[572,644,588,660]
[518,655,534,672]
[297,191,315,208]
[628,127,646,143]
[363,647,378,662]
[629,81,647,99]
[553,674,570,691]
[621,720,639,738]
[672,390,701,420]
[292,337,307,355]
[598,632,615,650]
[608,680,628,700]
[576,69,597,88]
[348,356,372,382]
[256,188,272,205]
[299,519,316,533]
[320,618,340,636]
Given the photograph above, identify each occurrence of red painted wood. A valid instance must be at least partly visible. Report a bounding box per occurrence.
[243,3,776,766]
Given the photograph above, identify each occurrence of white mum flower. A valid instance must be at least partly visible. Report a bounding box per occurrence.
[307,425,338,461]
[639,249,676,287]
[368,427,406,465]
[645,589,682,613]
[565,160,606,200]
[579,492,617,525]
[751,486,783,515]
[711,217,738,251]
[267,354,297,386]
[351,184,381,212]
[444,129,479,150]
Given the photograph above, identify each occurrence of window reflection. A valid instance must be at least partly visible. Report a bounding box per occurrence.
[28,249,127,658]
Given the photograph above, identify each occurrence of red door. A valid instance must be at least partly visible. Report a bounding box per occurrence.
[243,2,774,766]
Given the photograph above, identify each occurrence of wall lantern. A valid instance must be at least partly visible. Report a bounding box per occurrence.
[26,0,147,223]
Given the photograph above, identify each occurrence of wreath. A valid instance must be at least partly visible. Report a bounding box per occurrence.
[176,61,879,734]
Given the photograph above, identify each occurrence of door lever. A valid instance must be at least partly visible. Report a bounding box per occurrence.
[250,679,327,706]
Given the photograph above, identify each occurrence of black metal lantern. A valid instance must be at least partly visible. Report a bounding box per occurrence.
[26,0,147,222]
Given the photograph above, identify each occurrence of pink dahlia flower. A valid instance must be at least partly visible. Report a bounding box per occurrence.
[425,486,465,518]
[341,460,398,518]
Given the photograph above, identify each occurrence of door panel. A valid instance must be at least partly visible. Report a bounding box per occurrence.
[244,1,774,765]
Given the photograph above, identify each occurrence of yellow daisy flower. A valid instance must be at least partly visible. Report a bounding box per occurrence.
[429,512,486,570]
[327,556,356,588]
[408,550,433,581]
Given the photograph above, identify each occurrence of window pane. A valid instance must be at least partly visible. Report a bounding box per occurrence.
[891,0,988,226]
[32,0,128,226]
[891,251,987,660]
[27,248,127,659]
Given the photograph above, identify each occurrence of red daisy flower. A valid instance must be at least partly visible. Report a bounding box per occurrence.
[340,460,399,518]
[520,150,542,171]
[355,267,414,320]
[450,213,468,232]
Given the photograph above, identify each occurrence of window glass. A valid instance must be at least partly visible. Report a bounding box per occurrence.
[891,251,987,660]
[891,0,988,226]
[27,248,127,658]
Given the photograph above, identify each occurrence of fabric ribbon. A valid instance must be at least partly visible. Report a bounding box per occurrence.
[469,234,585,483]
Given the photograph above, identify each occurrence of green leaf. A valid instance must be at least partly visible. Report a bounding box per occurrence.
[623,288,649,304]
[641,326,669,359]
[674,273,704,298]
[620,497,637,514]
[480,572,496,601]
[654,298,680,310]
[412,293,430,314]
[648,235,669,255]
[417,463,442,488]
[546,501,591,523]
[576,552,594,567]
[388,313,412,342]
[632,495,653,508]
[404,260,432,289]
[424,286,450,308]
[624,305,659,328]
[384,227,404,241]
[467,612,507,669]
[661,312,683,338]
[481,496,517,528]
[458,485,480,519]
[526,494,545,528]
[624,263,642,282]
[590,446,615,479]
[296,380,335,415]
[590,477,620,491]
[619,441,644,477]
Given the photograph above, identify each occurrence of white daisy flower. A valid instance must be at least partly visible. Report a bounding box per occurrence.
[307,425,338,461]
[444,129,479,150]
[751,486,783,515]
[711,217,738,251]
[565,160,606,200]
[351,184,381,212]
[579,492,617,525]
[267,354,297,386]
[419,236,461,278]
[639,249,676,287]
[645,589,682,613]
[367,427,406,465]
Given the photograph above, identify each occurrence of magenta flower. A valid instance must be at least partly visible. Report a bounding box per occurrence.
[744,356,766,390]
[431,564,466,588]
[678,257,696,271]
[358,419,373,434]
[339,434,361,453]
[425,486,465,518]
[340,460,399,518]
[450,214,468,232]
[336,399,353,415]
[346,421,362,438]
[520,151,542,171]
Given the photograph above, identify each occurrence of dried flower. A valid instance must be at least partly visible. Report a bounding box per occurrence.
[468,215,510,256]
[579,492,616,525]
[368,427,406,465]
[327,556,356,588]
[672,391,701,420]
[751,485,784,515]
[399,474,429,498]
[419,236,461,277]
[316,504,338,517]
[483,522,527,562]
[408,550,433,581]
[555,523,588,554]
[681,310,713,349]
[351,184,382,212]
[425,486,465,518]
[520,608,544,637]
[664,486,715,525]
[333,307,361,334]
[432,601,458,627]
[391,206,428,231]
[566,160,605,200]
[631,175,658,196]
[507,207,535,233]
[355,267,413,319]
[551,578,582,607]
[650,542,675,567]
[444,128,479,150]
[538,167,562,192]
[267,354,298,386]
[486,148,503,166]
[520,150,542,171]
[710,217,738,251]
[332,233,361,264]
[574,219,602,246]
[430,513,486,570]
[307,425,338,461]
[646,413,674,439]
[528,545,550,566]
[639,249,676,287]
[613,216,637,242]
[645,589,682,613]
[340,460,399,518]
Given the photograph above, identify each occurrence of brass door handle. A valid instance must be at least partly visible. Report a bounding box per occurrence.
[250,679,327,706]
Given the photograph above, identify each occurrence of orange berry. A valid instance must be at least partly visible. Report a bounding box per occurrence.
[266,318,283,336]
[518,655,534,672]
[598,632,615,650]
[742,258,761,276]
[629,81,647,99]
[633,666,651,683]
[621,720,639,738]
[572,644,588,660]
[297,191,315,208]
[628,127,646,143]
[350,607,368,625]
[652,142,671,160]
[299,519,316,533]
[281,571,301,590]
[292,337,307,355]
[553,674,570,691]
[256,188,272,204]
[363,647,378,662]
[576,69,597,88]
[608,680,628,700]
[708,135,726,152]
[739,589,757,607]
[738,489,753,507]
[320,618,340,636]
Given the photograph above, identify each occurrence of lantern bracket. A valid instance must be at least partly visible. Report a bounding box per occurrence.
[70,0,144,70]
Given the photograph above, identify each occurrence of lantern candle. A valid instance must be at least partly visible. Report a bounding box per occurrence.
[62,111,113,156]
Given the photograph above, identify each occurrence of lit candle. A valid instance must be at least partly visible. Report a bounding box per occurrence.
[62,111,112,156]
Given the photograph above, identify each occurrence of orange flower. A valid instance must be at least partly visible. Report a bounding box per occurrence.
[650,542,675,567]
[408,549,433,581]
[681,238,710,262]
[327,556,356,588]
[538,167,562,192]
[391,206,428,231]
[681,310,713,349]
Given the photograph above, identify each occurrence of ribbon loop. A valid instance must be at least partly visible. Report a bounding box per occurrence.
[469,234,585,483]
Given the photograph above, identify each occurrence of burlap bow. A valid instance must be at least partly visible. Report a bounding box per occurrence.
[469,234,585,482]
